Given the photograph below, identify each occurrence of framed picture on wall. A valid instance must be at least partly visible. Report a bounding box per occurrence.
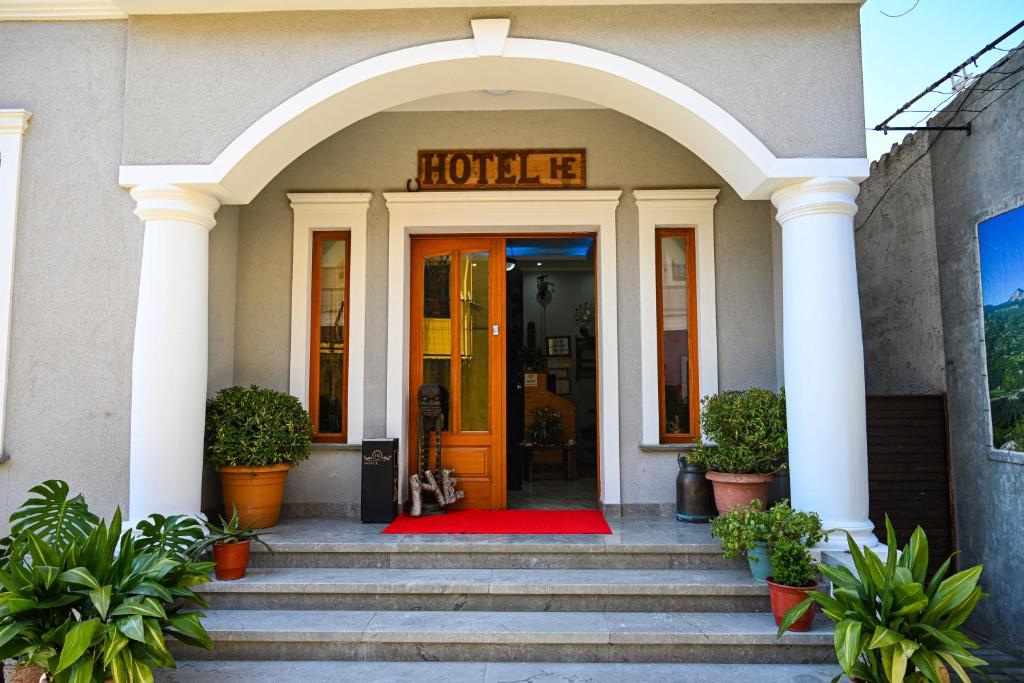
[555,377,571,395]
[547,336,571,356]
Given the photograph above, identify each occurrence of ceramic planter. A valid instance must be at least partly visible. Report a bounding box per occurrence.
[766,578,818,632]
[213,539,252,581]
[675,456,716,522]
[746,540,773,582]
[704,471,774,512]
[217,463,293,528]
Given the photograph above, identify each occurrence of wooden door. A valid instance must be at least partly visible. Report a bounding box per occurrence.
[409,237,506,509]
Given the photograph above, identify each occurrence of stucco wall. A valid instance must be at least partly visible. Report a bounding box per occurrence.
[927,54,1024,653]
[233,108,777,511]
[855,131,946,395]
[855,47,1024,654]
[121,4,866,166]
[0,21,137,526]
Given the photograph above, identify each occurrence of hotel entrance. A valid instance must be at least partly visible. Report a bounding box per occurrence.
[407,234,599,511]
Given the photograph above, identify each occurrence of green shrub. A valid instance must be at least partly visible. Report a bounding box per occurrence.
[205,385,313,468]
[686,388,786,474]
[0,481,213,681]
[710,499,824,560]
[769,538,816,587]
[778,518,987,682]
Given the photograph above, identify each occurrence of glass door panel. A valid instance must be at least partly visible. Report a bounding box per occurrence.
[460,252,490,432]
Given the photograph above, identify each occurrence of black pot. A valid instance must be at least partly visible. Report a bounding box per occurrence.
[676,453,717,522]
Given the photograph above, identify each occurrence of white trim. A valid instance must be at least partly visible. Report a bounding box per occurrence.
[0,110,30,460]
[634,189,719,445]
[0,0,862,20]
[288,193,372,446]
[118,32,869,204]
[383,190,622,505]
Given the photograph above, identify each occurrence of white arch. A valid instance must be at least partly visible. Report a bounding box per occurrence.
[118,32,867,202]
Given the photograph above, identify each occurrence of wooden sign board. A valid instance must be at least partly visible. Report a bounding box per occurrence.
[418,149,586,190]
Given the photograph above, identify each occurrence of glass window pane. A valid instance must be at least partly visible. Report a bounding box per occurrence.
[459,252,490,431]
[660,234,690,436]
[318,238,347,434]
[422,254,452,430]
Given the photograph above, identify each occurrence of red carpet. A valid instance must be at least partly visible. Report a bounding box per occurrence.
[382,509,612,535]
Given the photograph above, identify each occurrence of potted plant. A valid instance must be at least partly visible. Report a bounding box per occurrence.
[527,407,563,446]
[766,538,819,631]
[710,499,824,582]
[0,480,214,682]
[778,518,987,682]
[687,388,787,511]
[205,385,313,528]
[191,508,272,581]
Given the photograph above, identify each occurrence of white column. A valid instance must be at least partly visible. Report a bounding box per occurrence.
[129,185,220,520]
[771,177,877,549]
[0,110,31,462]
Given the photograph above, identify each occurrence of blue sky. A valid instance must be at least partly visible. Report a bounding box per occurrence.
[861,0,1023,160]
[979,206,1024,306]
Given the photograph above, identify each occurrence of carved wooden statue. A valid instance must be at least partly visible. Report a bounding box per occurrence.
[409,384,464,516]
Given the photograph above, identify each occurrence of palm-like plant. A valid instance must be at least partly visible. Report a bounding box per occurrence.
[777,518,986,682]
[133,515,206,560]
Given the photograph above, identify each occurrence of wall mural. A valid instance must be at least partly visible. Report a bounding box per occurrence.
[979,203,1024,450]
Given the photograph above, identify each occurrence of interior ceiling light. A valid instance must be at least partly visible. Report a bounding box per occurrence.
[505,257,517,271]
[537,262,543,266]
[485,89,510,96]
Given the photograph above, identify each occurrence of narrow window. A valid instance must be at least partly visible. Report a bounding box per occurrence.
[656,228,699,442]
[310,232,350,442]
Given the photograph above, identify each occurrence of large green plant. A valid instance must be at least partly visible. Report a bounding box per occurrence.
[778,518,987,682]
[710,499,824,560]
[686,388,787,474]
[0,508,214,682]
[8,480,99,551]
[205,385,313,467]
[133,515,206,560]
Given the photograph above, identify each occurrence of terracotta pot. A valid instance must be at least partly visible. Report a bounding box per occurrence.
[766,578,818,632]
[704,471,774,512]
[213,540,251,581]
[217,463,293,528]
[4,660,45,683]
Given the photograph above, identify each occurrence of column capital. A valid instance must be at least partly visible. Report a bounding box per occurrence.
[0,110,31,136]
[130,184,220,230]
[770,177,860,225]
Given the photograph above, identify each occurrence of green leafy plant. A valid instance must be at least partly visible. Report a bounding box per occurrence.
[0,504,214,681]
[526,407,563,445]
[686,388,787,474]
[8,480,99,551]
[190,508,271,556]
[205,385,313,468]
[133,515,206,560]
[778,518,987,682]
[769,538,816,587]
[710,499,824,560]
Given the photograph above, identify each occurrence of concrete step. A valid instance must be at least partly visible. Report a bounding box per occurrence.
[250,537,740,570]
[198,567,770,612]
[158,660,843,682]
[172,609,835,664]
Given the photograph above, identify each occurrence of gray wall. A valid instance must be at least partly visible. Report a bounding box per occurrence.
[0,21,138,526]
[855,47,1024,655]
[855,131,946,395]
[0,6,860,523]
[233,109,777,511]
[121,4,866,165]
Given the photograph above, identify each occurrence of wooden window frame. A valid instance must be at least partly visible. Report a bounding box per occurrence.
[655,227,700,443]
[310,231,351,442]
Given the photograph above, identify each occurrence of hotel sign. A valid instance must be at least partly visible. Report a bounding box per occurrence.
[417,149,586,190]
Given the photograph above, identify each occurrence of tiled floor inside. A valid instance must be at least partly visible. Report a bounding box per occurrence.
[506,475,599,510]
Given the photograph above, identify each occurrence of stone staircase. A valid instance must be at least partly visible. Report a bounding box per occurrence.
[160,517,839,682]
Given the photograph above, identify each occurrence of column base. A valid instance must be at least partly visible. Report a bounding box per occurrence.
[816,519,879,550]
